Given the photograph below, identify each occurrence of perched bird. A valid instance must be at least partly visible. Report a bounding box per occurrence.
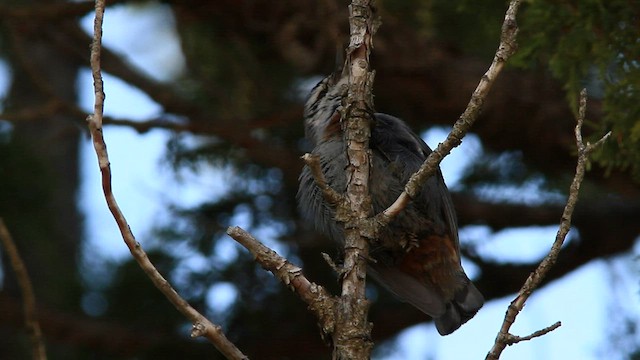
[297,72,484,335]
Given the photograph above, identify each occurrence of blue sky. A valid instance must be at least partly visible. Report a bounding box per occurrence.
[74,3,640,359]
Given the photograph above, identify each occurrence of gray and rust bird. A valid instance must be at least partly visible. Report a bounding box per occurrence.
[297,72,484,335]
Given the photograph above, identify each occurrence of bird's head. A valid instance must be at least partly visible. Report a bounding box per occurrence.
[303,73,349,147]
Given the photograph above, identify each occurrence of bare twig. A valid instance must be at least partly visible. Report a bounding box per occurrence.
[227,227,336,335]
[380,0,522,222]
[486,89,612,360]
[322,252,344,275]
[510,321,562,344]
[0,218,47,360]
[89,1,105,122]
[85,2,247,359]
[301,154,345,206]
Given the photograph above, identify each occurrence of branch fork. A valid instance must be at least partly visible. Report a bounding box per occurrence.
[232,2,527,359]
[486,89,611,360]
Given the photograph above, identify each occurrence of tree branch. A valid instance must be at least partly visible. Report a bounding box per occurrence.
[486,89,612,360]
[510,321,562,344]
[228,3,379,359]
[380,0,522,222]
[227,226,336,336]
[0,100,65,122]
[0,218,47,360]
[85,2,247,359]
[301,154,345,209]
[326,1,380,359]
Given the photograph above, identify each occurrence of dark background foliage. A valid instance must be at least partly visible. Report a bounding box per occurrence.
[0,0,638,359]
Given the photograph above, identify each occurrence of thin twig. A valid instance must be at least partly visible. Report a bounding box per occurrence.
[486,89,611,360]
[301,154,345,206]
[0,218,47,360]
[86,1,247,359]
[510,321,562,344]
[300,154,351,257]
[89,0,105,125]
[380,0,522,222]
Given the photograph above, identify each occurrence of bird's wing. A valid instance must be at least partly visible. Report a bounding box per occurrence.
[372,113,460,254]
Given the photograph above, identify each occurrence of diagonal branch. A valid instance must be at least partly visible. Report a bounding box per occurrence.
[301,154,345,209]
[85,2,247,359]
[227,227,336,335]
[485,89,612,360]
[0,218,47,360]
[380,0,522,222]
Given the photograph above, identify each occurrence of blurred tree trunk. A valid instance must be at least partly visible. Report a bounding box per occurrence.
[0,4,84,357]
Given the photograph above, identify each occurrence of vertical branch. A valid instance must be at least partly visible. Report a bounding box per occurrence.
[0,218,47,360]
[485,90,611,360]
[86,1,247,359]
[90,0,105,126]
[332,1,378,359]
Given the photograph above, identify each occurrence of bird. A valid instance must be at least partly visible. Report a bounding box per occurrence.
[297,72,484,335]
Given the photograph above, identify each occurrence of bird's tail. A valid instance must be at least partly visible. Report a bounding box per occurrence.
[368,264,484,335]
[435,280,484,335]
